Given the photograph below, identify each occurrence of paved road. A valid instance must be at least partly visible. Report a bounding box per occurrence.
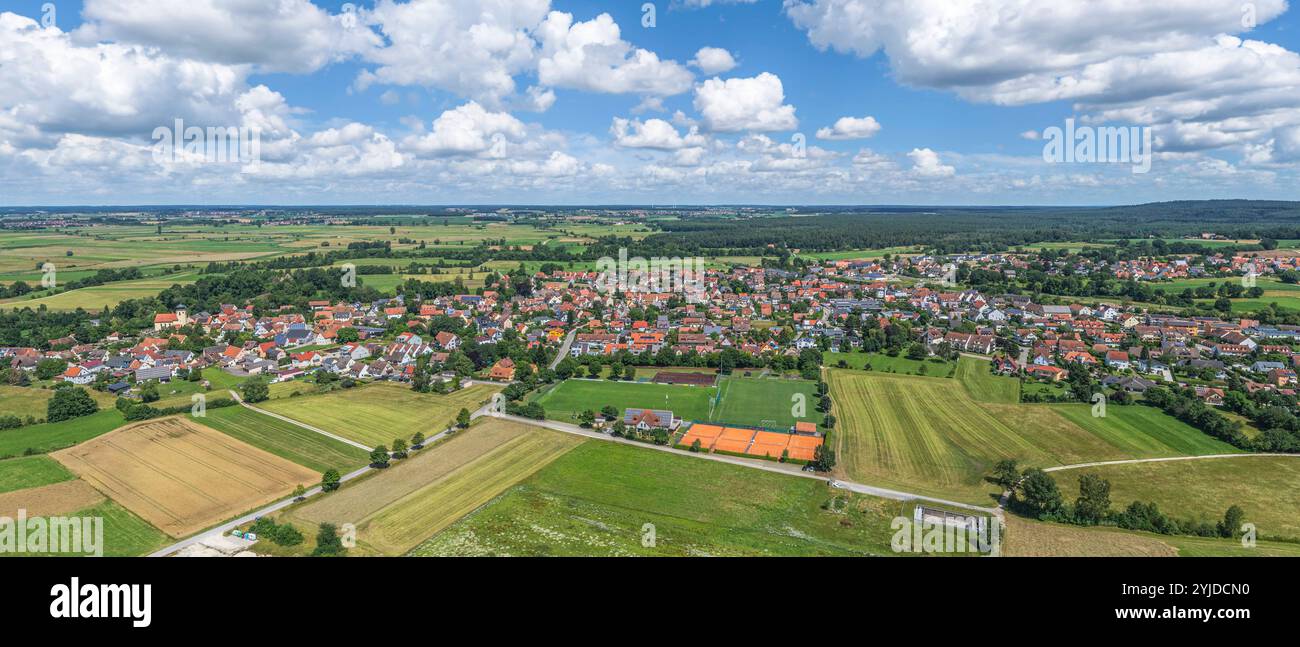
[1043,452,1300,473]
[229,390,373,452]
[547,324,585,370]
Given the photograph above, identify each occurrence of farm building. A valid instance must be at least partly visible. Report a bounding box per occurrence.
[624,408,676,431]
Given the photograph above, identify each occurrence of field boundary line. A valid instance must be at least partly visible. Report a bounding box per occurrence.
[228,390,374,452]
[1044,452,1300,472]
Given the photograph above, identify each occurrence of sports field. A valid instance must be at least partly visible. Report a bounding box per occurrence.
[195,405,371,474]
[713,376,824,428]
[827,369,1241,504]
[679,424,823,461]
[413,440,906,557]
[258,382,499,448]
[532,379,717,423]
[534,375,824,428]
[1049,456,1300,540]
[53,416,318,538]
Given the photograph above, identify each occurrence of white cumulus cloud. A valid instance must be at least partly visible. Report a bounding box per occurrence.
[693,73,799,132]
[690,47,738,74]
[816,115,881,140]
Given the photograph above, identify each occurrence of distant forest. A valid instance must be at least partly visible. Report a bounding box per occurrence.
[635,201,1300,256]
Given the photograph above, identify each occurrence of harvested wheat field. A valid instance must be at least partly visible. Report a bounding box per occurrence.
[364,428,584,555]
[1002,515,1176,557]
[289,418,536,528]
[0,479,105,518]
[53,416,318,538]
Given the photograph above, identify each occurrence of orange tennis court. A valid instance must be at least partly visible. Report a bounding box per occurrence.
[747,431,789,458]
[713,427,756,454]
[678,423,724,448]
[784,435,823,461]
[678,423,824,462]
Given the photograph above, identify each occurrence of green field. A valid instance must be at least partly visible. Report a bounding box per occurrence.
[1136,277,1300,312]
[1049,456,1300,540]
[1049,404,1241,457]
[0,499,169,557]
[413,440,908,557]
[955,357,1020,403]
[195,405,371,474]
[827,369,1241,504]
[713,376,824,428]
[0,409,126,459]
[0,271,201,311]
[0,455,75,494]
[1002,512,1300,556]
[0,385,56,419]
[1162,534,1300,557]
[258,383,499,448]
[532,379,717,423]
[1196,296,1300,313]
[1151,277,1300,293]
[830,351,955,376]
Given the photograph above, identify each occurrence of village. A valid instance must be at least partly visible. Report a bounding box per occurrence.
[6,249,1300,429]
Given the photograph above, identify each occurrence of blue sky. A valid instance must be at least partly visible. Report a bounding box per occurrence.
[2,0,1299,205]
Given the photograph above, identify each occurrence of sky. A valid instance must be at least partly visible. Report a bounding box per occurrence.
[1,0,1299,206]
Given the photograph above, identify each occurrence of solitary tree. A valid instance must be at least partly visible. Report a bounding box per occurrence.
[1074,473,1112,525]
[991,459,1020,490]
[241,378,269,403]
[457,408,471,428]
[47,387,98,422]
[369,445,391,467]
[811,445,837,472]
[1218,505,1247,539]
[312,523,345,557]
[1020,469,1064,517]
[411,431,426,447]
[320,469,341,492]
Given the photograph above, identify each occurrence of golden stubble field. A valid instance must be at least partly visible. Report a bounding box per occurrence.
[0,480,105,519]
[287,418,582,555]
[53,416,318,538]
